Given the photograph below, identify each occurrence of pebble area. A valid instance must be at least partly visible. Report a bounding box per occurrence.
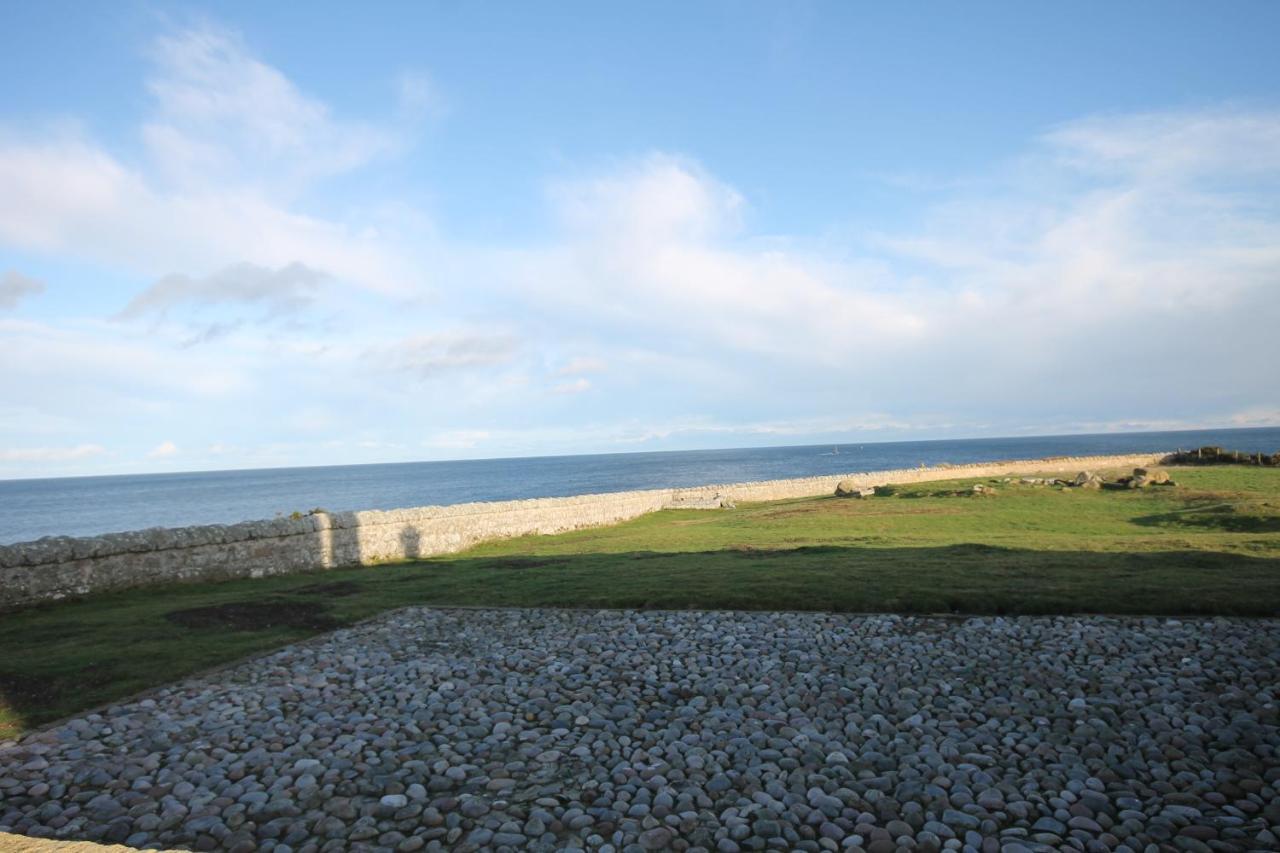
[1,608,1278,853]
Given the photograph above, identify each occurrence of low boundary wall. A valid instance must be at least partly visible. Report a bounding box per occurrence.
[0,452,1164,610]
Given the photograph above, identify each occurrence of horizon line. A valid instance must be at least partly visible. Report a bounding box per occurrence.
[2,423,1274,484]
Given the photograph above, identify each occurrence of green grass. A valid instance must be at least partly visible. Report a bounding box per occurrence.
[2,465,1278,739]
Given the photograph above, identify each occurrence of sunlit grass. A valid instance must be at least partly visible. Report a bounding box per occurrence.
[1,465,1277,739]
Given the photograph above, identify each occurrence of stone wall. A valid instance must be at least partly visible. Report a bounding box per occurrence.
[668,452,1168,504]
[0,452,1164,610]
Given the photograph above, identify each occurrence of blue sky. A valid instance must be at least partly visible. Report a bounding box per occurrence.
[2,2,1279,477]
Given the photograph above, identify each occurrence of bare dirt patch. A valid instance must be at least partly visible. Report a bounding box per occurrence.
[0,670,59,712]
[165,601,338,632]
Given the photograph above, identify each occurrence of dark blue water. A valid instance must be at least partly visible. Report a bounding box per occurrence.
[1,427,1276,544]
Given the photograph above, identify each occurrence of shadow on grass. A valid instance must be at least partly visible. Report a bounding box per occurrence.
[1132,503,1280,534]
[2,543,1278,738]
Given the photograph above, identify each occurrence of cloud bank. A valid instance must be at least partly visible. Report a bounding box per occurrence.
[0,21,1276,477]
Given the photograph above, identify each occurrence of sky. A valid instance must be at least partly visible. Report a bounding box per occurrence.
[1,1,1279,478]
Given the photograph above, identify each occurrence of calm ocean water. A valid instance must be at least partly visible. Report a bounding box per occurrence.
[1,427,1277,544]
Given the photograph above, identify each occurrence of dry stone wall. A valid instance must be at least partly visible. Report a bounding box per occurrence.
[668,452,1167,504]
[0,452,1164,610]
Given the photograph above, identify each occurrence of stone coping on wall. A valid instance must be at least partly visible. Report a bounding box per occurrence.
[666,452,1168,503]
[0,451,1166,570]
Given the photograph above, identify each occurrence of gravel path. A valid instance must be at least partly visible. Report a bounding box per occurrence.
[1,608,1278,853]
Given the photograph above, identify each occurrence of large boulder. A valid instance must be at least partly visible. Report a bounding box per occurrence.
[835,481,875,498]
[1072,471,1103,490]
[1129,467,1172,488]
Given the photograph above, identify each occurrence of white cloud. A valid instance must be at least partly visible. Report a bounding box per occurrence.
[144,24,397,190]
[0,24,425,297]
[1043,107,1280,181]
[1,22,1278,482]
[381,331,519,379]
[0,443,105,462]
[552,154,745,244]
[422,429,491,450]
[558,356,607,375]
[402,411,973,459]
[501,108,1280,418]
[0,130,420,296]
[551,377,591,395]
[397,70,448,120]
[0,316,250,411]
[0,270,45,309]
[1226,408,1280,428]
[147,440,178,458]
[516,155,929,363]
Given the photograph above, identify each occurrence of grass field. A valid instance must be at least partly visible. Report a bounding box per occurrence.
[2,464,1277,739]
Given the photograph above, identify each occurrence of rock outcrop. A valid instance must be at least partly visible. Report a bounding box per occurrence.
[834,481,876,498]
[1072,471,1103,490]
[1128,467,1172,488]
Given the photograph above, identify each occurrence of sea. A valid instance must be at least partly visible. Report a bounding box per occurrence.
[1,427,1277,545]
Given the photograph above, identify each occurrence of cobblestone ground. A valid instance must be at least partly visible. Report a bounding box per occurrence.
[1,609,1278,853]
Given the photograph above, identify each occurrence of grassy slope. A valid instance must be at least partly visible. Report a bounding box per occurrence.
[1,465,1277,739]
